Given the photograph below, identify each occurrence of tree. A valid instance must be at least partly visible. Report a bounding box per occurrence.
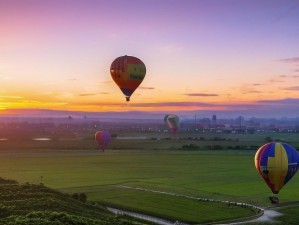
[78,193,87,203]
[265,136,273,142]
[71,193,79,200]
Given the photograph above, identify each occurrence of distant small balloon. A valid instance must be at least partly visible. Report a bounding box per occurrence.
[164,114,180,134]
[255,142,299,194]
[110,55,146,101]
[95,131,111,152]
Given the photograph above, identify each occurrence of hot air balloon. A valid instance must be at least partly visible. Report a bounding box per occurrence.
[95,131,111,152]
[255,142,299,194]
[164,114,180,134]
[110,55,146,101]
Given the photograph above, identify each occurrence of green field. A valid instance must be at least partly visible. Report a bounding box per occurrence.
[1,132,299,224]
[276,206,299,225]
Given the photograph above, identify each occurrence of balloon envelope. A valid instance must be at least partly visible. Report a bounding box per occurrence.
[255,142,299,194]
[95,131,111,151]
[164,114,180,133]
[110,55,146,101]
[164,114,170,123]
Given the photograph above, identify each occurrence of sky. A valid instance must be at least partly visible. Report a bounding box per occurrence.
[0,0,299,117]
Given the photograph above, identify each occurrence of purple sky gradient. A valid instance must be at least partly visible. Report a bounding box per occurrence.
[0,0,299,117]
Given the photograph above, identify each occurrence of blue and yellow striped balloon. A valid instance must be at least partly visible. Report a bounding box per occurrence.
[255,142,299,194]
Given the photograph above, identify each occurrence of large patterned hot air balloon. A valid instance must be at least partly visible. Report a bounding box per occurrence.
[255,142,299,194]
[164,114,180,134]
[110,55,146,101]
[95,131,111,152]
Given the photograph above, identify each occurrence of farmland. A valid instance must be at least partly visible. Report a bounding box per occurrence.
[0,131,299,224]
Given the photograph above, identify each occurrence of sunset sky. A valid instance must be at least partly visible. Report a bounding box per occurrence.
[1,0,299,116]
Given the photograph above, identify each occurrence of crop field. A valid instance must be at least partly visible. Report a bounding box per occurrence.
[276,206,299,224]
[0,132,299,224]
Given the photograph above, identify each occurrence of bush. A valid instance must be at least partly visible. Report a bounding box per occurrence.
[79,193,87,203]
[265,137,273,142]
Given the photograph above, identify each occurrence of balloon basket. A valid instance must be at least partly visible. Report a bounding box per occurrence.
[269,196,279,204]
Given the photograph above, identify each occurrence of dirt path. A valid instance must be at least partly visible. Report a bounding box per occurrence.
[115,185,265,224]
[110,187,299,224]
[227,202,299,224]
[225,209,282,224]
[107,207,189,225]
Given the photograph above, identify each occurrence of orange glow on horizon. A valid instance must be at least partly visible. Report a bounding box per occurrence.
[0,97,268,114]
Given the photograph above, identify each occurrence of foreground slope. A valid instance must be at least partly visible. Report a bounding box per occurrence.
[0,177,143,225]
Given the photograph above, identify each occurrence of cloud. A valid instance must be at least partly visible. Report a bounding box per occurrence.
[99,80,112,84]
[284,86,299,91]
[243,90,261,94]
[258,98,299,104]
[278,75,299,79]
[65,97,299,118]
[139,86,155,90]
[74,99,295,110]
[73,101,214,108]
[0,95,69,108]
[130,100,299,110]
[79,93,97,97]
[239,84,262,94]
[279,57,299,63]
[68,78,77,81]
[184,93,218,97]
[0,95,23,100]
[268,78,285,83]
[132,101,214,107]
[79,92,109,96]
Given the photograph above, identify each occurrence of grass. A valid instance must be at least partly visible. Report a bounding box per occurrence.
[0,177,144,225]
[1,132,299,223]
[276,206,299,225]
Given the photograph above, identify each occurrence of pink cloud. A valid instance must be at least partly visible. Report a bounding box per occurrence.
[284,86,299,91]
[184,93,218,97]
[139,86,155,90]
[279,57,299,63]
